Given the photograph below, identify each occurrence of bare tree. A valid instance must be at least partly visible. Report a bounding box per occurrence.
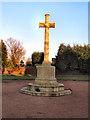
[6,38,26,68]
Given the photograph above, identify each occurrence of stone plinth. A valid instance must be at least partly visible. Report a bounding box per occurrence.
[20,63,72,96]
[35,62,57,85]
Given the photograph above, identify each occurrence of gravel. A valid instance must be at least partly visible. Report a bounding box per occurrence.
[2,80,88,118]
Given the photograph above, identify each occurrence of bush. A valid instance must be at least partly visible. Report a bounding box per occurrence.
[32,52,44,66]
[56,49,78,71]
[78,58,88,73]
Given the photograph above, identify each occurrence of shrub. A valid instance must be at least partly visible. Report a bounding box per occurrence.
[56,49,78,71]
[32,52,44,66]
[78,58,88,73]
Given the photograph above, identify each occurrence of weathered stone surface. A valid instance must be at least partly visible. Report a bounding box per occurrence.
[20,62,71,96]
[39,14,55,62]
[20,14,72,96]
[20,87,71,96]
[35,62,57,85]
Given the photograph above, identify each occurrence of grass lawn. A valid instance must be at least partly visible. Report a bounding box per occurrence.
[1,74,89,81]
[56,75,88,81]
[2,74,36,80]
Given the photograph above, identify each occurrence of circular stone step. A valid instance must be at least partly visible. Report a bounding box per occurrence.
[20,86,72,97]
[27,83,65,92]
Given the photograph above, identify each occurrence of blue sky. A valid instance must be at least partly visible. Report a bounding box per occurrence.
[1,2,88,61]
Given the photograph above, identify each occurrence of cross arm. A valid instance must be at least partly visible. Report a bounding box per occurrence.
[49,23,55,28]
[39,23,46,28]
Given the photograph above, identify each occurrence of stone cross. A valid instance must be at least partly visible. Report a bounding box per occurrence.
[39,14,55,63]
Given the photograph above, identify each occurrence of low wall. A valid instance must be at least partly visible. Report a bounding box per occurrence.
[2,66,87,75]
[2,66,37,75]
[25,66,37,75]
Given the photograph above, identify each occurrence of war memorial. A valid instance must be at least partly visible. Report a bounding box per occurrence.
[20,14,72,96]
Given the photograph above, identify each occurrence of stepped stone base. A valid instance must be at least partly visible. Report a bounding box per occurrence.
[20,62,72,96]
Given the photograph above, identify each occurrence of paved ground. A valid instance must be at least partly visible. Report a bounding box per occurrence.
[2,80,88,118]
